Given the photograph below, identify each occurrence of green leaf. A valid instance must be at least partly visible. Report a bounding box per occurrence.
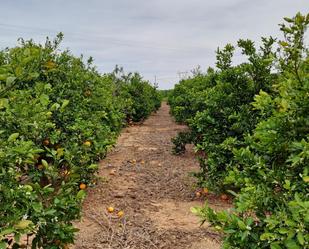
[278,228,289,234]
[190,206,201,215]
[87,164,98,170]
[14,233,21,243]
[227,189,238,197]
[15,66,23,77]
[0,242,8,249]
[279,41,289,47]
[283,17,294,23]
[56,148,64,158]
[76,190,86,200]
[303,176,309,183]
[39,94,50,106]
[241,231,249,241]
[270,243,282,249]
[44,209,57,216]
[50,103,60,111]
[285,220,296,227]
[0,98,8,109]
[8,133,19,142]
[260,232,275,240]
[217,211,229,221]
[29,72,39,79]
[32,202,43,212]
[24,185,33,192]
[284,240,300,249]
[237,220,247,230]
[297,232,304,245]
[0,228,15,237]
[6,76,16,86]
[283,180,291,190]
[41,159,48,168]
[61,99,70,110]
[23,48,31,56]
[14,220,33,230]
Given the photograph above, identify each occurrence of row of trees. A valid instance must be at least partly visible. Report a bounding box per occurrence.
[169,13,308,248]
[0,34,160,248]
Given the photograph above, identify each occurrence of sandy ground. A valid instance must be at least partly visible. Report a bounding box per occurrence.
[72,102,230,249]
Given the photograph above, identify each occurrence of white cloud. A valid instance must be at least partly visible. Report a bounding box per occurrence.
[0,0,308,89]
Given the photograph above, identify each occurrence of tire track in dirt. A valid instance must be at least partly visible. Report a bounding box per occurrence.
[73,102,230,249]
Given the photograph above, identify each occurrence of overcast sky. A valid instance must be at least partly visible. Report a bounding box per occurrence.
[0,0,308,89]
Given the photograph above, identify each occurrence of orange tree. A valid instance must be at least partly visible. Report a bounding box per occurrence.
[169,39,276,185]
[194,13,309,248]
[169,13,308,248]
[168,69,217,124]
[110,66,161,122]
[0,34,160,248]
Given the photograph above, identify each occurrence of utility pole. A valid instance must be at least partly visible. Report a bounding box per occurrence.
[154,75,158,88]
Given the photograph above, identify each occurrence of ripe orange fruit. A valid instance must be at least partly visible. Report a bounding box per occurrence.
[117,211,124,217]
[220,194,228,201]
[195,192,201,197]
[79,183,87,190]
[203,188,209,194]
[54,240,61,246]
[84,90,92,97]
[43,139,50,146]
[45,61,56,69]
[37,164,44,170]
[83,141,91,147]
[63,170,70,176]
[109,169,116,175]
[62,244,69,249]
[107,207,114,213]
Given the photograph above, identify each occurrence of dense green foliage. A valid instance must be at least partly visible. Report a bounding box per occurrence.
[169,39,276,189]
[170,13,309,248]
[158,89,173,100]
[111,66,161,122]
[0,34,160,248]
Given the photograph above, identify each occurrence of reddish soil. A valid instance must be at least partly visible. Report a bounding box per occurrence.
[72,102,230,249]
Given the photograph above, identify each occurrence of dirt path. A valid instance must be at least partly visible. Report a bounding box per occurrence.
[73,102,229,249]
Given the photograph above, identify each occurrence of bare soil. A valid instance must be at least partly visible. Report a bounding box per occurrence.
[73,102,231,249]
